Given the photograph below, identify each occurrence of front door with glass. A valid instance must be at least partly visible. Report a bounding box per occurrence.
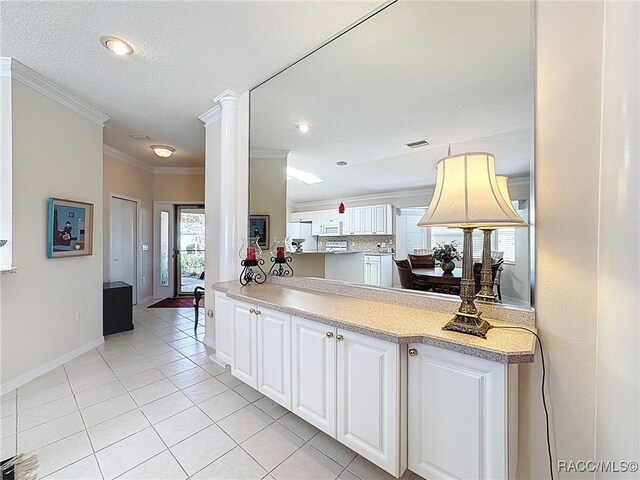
[176,206,205,296]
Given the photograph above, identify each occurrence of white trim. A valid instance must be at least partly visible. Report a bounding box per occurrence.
[138,295,154,305]
[154,166,204,175]
[109,193,142,305]
[199,105,221,127]
[213,89,240,104]
[1,57,109,127]
[250,149,290,159]
[103,144,154,173]
[294,187,434,210]
[506,175,530,186]
[0,337,104,395]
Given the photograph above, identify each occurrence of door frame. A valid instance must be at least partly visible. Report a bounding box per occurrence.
[174,204,205,297]
[153,200,204,298]
[109,193,142,305]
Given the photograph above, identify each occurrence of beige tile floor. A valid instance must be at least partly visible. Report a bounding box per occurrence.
[0,301,424,480]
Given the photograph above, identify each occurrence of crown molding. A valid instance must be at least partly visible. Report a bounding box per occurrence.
[506,174,530,186]
[250,149,290,159]
[294,187,434,209]
[2,57,109,127]
[199,105,221,127]
[103,144,154,173]
[154,166,204,175]
[213,89,240,104]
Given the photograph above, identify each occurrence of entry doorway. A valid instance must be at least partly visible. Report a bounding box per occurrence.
[110,196,138,304]
[175,205,205,296]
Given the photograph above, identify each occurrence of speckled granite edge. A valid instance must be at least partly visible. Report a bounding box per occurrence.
[215,282,535,364]
[268,276,535,326]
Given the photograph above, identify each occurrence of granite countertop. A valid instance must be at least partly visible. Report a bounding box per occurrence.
[292,250,364,255]
[214,281,536,364]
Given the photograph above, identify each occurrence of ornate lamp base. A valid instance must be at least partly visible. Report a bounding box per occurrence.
[476,291,499,303]
[443,311,492,338]
[240,259,267,285]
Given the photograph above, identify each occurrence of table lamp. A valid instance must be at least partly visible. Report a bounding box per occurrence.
[418,153,526,338]
[476,175,527,303]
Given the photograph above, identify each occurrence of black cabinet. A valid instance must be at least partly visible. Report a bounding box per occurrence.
[103,282,134,336]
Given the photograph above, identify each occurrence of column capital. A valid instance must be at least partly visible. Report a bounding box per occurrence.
[213,89,240,106]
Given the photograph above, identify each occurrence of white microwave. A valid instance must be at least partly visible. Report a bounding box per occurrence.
[321,223,343,236]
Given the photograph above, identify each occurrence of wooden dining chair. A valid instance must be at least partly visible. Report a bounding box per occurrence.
[407,254,435,269]
[393,258,414,289]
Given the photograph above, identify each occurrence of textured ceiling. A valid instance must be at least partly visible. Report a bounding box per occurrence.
[250,0,533,204]
[0,0,381,166]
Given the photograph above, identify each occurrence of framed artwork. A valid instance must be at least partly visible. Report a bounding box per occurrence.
[47,198,94,258]
[249,215,269,249]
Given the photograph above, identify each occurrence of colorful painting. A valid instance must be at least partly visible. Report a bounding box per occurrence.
[47,198,94,258]
[249,215,269,249]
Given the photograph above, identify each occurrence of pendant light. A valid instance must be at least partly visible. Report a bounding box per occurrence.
[336,161,347,214]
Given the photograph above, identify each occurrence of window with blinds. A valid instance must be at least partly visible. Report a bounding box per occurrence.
[429,227,484,260]
[406,215,428,253]
[496,228,516,263]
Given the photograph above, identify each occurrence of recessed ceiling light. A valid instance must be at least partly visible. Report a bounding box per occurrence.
[100,36,134,56]
[295,122,311,133]
[151,145,175,158]
[286,166,323,184]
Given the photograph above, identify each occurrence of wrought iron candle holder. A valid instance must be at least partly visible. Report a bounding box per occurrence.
[268,237,294,277]
[240,258,267,285]
[238,238,267,286]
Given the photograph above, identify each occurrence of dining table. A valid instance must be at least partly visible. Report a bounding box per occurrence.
[411,267,462,292]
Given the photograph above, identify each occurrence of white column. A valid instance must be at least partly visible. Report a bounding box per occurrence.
[215,90,241,282]
[595,0,640,473]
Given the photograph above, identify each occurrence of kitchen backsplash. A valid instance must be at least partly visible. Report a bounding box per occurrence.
[317,235,395,253]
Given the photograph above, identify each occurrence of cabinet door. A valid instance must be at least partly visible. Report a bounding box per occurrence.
[232,302,258,388]
[364,257,381,286]
[352,207,363,234]
[342,209,351,235]
[312,211,323,235]
[408,344,509,480]
[291,212,303,222]
[257,308,292,409]
[362,206,374,234]
[374,205,387,234]
[214,292,234,366]
[337,330,401,476]
[291,316,336,436]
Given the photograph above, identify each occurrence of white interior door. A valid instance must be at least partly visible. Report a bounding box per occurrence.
[110,196,137,304]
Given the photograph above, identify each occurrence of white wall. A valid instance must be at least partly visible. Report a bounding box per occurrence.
[518,2,603,478]
[595,0,639,475]
[1,78,104,388]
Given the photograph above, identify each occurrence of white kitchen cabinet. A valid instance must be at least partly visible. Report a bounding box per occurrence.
[361,204,393,234]
[408,344,517,480]
[362,206,374,234]
[345,207,362,235]
[312,211,323,236]
[257,308,292,409]
[364,255,393,287]
[291,212,303,222]
[337,329,405,476]
[214,291,234,366]
[232,301,258,388]
[291,315,336,436]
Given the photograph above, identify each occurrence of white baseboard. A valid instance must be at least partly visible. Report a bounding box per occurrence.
[0,337,105,395]
[137,295,154,305]
[209,353,228,368]
[203,335,215,349]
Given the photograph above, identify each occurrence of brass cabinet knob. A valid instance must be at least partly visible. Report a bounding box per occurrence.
[326,332,334,338]
[336,334,344,341]
[408,348,418,357]
[255,310,261,315]
[249,308,255,314]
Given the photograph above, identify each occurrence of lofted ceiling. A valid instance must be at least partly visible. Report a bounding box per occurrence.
[250,0,533,204]
[0,0,381,166]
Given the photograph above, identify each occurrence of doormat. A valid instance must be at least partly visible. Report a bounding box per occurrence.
[148,297,194,309]
[2,454,38,480]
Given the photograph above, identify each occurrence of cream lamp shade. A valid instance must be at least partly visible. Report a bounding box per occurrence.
[418,152,527,227]
[494,174,528,226]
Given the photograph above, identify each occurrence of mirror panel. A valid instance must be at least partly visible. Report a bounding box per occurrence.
[250,0,534,307]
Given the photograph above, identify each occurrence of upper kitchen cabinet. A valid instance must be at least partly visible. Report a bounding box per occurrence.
[362,205,393,235]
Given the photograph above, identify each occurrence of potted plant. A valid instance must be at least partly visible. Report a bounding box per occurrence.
[432,241,461,273]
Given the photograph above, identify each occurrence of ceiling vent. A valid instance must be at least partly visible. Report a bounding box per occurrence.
[130,135,150,140]
[405,139,430,149]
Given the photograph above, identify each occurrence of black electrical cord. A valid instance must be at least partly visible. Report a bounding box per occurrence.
[491,325,554,480]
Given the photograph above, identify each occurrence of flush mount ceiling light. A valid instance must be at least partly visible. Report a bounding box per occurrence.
[295,122,311,133]
[286,166,322,184]
[151,145,175,158]
[100,36,134,56]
